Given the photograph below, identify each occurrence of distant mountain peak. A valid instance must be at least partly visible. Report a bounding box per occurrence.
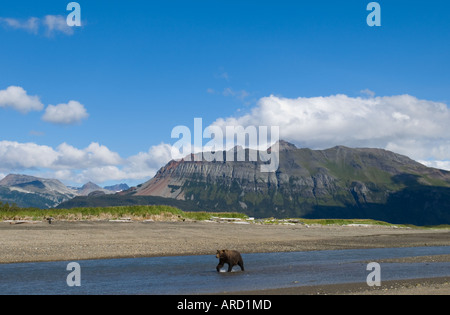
[275,140,298,151]
[104,183,130,192]
[77,181,113,196]
[0,174,42,186]
[81,181,102,190]
[0,174,77,208]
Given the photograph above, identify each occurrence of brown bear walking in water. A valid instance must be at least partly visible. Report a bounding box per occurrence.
[216,249,245,272]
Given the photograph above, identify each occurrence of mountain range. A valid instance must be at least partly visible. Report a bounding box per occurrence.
[4,141,450,225]
[115,140,449,225]
[0,174,128,208]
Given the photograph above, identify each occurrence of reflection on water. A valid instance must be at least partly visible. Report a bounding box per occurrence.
[0,246,449,295]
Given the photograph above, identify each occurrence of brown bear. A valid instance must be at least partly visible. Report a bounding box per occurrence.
[216,249,245,272]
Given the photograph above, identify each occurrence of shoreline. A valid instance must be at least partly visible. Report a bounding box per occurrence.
[1,220,449,264]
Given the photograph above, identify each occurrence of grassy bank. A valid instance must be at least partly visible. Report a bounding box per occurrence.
[2,202,448,228]
[0,202,247,222]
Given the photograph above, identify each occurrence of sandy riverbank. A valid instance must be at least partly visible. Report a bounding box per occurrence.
[1,220,449,294]
[1,220,449,263]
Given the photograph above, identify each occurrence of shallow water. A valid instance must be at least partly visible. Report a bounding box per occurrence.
[0,246,449,295]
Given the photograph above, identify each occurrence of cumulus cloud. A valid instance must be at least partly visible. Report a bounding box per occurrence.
[0,141,174,185]
[74,143,174,184]
[55,142,123,169]
[211,93,450,170]
[0,86,88,125]
[76,166,128,184]
[0,86,44,113]
[125,143,174,176]
[42,101,89,125]
[0,15,75,36]
[0,141,58,170]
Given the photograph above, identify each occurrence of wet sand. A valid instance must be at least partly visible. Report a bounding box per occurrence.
[1,220,449,294]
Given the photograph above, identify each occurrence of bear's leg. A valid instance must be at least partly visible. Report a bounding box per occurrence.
[216,263,224,272]
[238,260,244,271]
[227,263,233,272]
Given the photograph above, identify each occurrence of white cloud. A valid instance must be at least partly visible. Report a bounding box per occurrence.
[77,166,128,184]
[124,143,175,179]
[55,142,123,169]
[0,86,88,125]
[0,141,59,170]
[0,86,44,113]
[43,15,74,36]
[211,93,450,169]
[0,15,75,37]
[0,140,174,185]
[0,17,39,34]
[42,101,89,125]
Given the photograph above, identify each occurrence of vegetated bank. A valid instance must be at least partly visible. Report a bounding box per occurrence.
[2,201,448,228]
[0,201,247,222]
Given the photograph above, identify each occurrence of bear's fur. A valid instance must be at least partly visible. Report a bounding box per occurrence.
[216,249,244,272]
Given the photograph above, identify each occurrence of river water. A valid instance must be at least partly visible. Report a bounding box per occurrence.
[0,246,449,295]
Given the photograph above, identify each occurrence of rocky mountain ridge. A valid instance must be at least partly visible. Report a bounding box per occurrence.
[126,141,450,225]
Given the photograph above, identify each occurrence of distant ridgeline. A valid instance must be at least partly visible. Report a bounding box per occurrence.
[0,174,128,209]
[58,141,450,226]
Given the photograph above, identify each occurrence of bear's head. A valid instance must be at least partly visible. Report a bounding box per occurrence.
[216,249,227,258]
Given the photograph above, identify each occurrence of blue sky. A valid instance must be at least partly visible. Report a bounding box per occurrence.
[1,0,450,186]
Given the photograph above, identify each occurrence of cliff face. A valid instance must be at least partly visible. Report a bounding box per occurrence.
[131,141,450,225]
